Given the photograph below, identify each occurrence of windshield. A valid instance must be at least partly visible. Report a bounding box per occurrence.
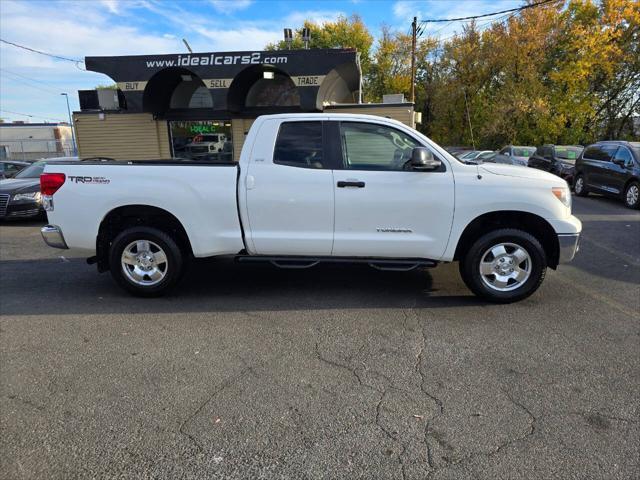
[513,147,535,157]
[201,135,220,142]
[555,146,583,163]
[14,160,46,179]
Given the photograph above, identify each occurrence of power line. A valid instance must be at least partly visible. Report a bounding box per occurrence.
[419,0,560,24]
[0,67,60,88]
[0,38,83,64]
[0,109,66,123]
[0,69,61,95]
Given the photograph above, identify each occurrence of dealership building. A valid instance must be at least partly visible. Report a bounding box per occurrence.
[74,48,417,161]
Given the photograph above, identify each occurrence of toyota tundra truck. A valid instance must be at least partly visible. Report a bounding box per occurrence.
[39,114,581,302]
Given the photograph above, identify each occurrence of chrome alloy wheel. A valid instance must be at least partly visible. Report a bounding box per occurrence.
[626,184,639,206]
[121,240,168,286]
[575,177,584,194]
[479,242,532,292]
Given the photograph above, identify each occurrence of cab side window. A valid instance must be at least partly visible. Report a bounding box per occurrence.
[339,122,419,171]
[273,122,324,169]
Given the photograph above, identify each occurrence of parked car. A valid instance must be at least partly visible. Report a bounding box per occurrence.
[185,133,227,158]
[528,145,583,183]
[39,113,581,303]
[0,157,79,220]
[458,150,494,161]
[574,141,640,209]
[0,160,30,179]
[498,146,536,166]
[482,153,528,166]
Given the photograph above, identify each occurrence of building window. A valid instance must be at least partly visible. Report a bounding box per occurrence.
[169,121,233,162]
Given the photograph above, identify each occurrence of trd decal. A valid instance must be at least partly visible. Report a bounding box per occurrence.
[68,176,110,184]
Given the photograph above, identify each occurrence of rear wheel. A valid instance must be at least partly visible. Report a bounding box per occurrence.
[574,174,588,196]
[459,228,547,303]
[623,181,639,209]
[108,226,184,296]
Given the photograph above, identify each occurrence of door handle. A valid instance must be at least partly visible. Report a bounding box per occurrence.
[337,181,365,188]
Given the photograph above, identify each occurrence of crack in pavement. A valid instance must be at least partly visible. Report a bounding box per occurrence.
[425,388,538,478]
[314,341,382,393]
[408,306,445,472]
[316,340,411,479]
[178,364,257,454]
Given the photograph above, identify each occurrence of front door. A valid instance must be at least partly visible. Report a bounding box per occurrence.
[244,120,335,255]
[331,121,455,259]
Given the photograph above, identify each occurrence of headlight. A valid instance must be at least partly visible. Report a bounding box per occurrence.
[12,191,41,202]
[551,186,571,209]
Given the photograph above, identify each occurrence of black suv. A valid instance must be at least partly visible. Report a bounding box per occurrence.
[574,141,640,209]
[528,145,584,184]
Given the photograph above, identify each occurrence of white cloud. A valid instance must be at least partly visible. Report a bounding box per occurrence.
[209,0,252,14]
[100,0,121,14]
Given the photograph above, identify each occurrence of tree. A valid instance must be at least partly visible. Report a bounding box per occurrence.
[266,15,374,77]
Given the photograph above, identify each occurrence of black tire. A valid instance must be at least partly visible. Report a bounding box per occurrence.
[573,174,588,196]
[108,226,184,297]
[459,228,547,303]
[623,181,640,209]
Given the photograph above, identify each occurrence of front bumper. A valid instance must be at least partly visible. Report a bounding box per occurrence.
[558,233,580,263]
[41,224,68,249]
[1,201,43,219]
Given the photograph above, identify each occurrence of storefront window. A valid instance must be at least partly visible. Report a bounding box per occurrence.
[169,121,233,162]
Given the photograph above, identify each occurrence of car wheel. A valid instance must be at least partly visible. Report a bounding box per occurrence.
[574,174,588,196]
[108,226,184,297]
[459,228,547,303]
[624,181,640,209]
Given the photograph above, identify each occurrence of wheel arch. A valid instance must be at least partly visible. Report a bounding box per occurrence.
[453,211,560,269]
[96,204,193,272]
[623,177,639,194]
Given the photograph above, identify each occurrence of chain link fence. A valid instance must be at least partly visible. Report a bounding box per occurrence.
[1,139,76,161]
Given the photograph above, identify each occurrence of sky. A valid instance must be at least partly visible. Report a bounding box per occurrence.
[0,0,521,124]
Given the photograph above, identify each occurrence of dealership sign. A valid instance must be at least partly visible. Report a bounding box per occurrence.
[144,53,287,69]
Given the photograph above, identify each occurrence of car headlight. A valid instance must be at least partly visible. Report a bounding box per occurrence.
[12,191,41,202]
[551,186,571,209]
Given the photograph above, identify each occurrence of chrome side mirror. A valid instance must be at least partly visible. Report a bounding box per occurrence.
[410,147,441,171]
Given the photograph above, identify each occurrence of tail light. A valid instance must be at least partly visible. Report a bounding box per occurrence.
[40,173,66,196]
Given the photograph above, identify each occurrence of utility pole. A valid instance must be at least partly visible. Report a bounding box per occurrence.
[61,93,77,156]
[410,16,417,103]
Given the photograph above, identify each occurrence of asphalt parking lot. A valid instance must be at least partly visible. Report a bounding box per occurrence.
[1,195,638,480]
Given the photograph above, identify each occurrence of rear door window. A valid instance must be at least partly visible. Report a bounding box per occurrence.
[583,145,612,161]
[273,122,324,169]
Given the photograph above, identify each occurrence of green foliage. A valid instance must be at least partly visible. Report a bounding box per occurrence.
[263,1,639,147]
[266,15,374,76]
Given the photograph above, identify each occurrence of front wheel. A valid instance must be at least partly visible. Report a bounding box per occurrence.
[459,229,547,303]
[623,181,639,209]
[109,227,184,296]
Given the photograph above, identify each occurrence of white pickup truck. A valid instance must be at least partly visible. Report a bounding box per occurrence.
[40,113,581,302]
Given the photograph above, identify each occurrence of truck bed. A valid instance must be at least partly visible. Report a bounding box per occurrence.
[44,161,245,257]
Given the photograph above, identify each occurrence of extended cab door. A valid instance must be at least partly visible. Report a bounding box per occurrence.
[331,121,455,259]
[243,119,336,255]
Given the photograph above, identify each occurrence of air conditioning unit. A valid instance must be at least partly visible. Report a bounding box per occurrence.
[97,89,120,111]
[383,93,405,104]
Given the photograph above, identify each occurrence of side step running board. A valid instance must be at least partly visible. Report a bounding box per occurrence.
[235,255,437,270]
